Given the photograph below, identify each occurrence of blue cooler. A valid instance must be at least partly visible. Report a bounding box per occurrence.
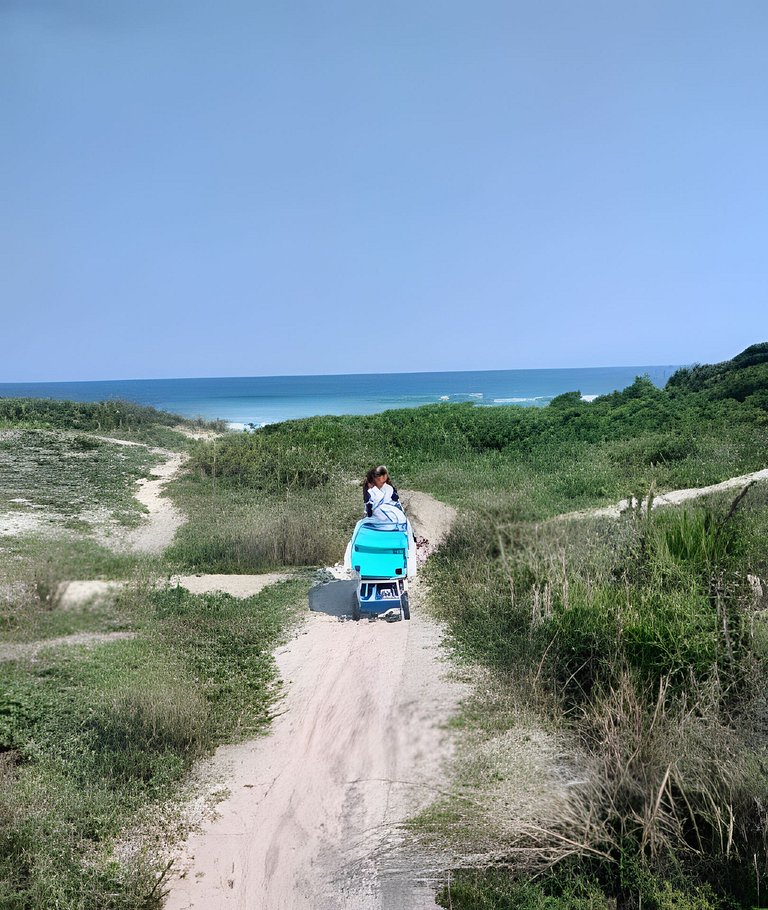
[349,520,411,620]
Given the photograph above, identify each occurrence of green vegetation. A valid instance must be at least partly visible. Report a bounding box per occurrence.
[172,384,766,578]
[0,397,222,434]
[0,536,144,643]
[186,364,767,524]
[166,472,360,573]
[175,343,768,909]
[0,398,309,907]
[666,341,768,396]
[1,344,767,909]
[0,397,225,448]
[0,397,181,431]
[0,430,161,530]
[421,487,768,909]
[0,579,308,909]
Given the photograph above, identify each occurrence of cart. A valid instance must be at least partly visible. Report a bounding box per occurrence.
[346,519,415,621]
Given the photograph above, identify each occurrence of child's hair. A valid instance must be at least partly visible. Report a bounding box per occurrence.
[362,465,389,490]
[362,467,377,490]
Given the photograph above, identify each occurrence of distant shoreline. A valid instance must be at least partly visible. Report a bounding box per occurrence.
[0,364,680,427]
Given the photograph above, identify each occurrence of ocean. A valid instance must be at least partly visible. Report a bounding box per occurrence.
[0,365,680,428]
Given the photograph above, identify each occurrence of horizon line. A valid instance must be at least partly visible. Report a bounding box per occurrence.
[0,362,684,386]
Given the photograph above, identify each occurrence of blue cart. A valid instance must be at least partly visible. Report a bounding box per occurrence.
[347,519,414,621]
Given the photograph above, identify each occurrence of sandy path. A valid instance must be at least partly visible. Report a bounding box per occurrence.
[164,494,464,910]
[124,451,188,554]
[556,466,768,522]
[651,467,768,506]
[85,435,187,554]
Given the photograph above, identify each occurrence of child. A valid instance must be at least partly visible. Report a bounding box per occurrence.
[363,465,404,523]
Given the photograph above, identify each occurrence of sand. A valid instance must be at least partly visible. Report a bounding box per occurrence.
[163,493,466,910]
[0,510,57,538]
[124,450,187,554]
[167,574,293,598]
[55,579,125,610]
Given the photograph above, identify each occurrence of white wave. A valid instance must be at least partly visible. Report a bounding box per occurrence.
[438,392,485,401]
[493,396,548,403]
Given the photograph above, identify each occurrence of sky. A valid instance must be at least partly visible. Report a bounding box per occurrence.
[2,0,767,382]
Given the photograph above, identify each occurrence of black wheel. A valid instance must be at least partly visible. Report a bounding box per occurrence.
[352,590,361,621]
[401,592,411,621]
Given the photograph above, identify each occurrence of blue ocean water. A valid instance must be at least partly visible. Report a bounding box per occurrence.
[0,366,680,427]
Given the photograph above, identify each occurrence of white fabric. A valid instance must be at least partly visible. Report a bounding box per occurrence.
[366,482,405,524]
[362,483,417,577]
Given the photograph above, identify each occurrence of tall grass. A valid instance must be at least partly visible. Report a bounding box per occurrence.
[166,473,360,572]
[425,487,768,910]
[186,387,768,520]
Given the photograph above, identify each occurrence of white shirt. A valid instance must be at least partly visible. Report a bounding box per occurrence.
[365,482,405,524]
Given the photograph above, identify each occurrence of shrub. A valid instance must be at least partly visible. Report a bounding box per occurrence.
[86,679,210,783]
[190,434,334,492]
[0,397,182,431]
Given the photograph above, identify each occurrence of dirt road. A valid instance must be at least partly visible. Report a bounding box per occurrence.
[164,493,464,910]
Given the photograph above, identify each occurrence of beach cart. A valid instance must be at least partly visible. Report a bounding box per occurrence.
[345,519,416,621]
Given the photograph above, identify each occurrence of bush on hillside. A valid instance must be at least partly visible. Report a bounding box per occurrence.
[667,343,768,394]
[0,397,182,431]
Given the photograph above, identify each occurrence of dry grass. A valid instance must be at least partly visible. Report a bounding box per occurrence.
[424,486,768,907]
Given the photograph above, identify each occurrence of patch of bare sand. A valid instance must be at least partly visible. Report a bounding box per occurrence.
[52,575,293,607]
[403,490,457,554]
[172,425,225,442]
[0,510,61,538]
[164,493,468,910]
[89,435,152,448]
[55,579,125,610]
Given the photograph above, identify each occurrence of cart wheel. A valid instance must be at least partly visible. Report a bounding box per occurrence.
[401,592,411,621]
[352,591,361,622]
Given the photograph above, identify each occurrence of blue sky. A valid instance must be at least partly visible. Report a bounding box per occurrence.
[2,1,766,381]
